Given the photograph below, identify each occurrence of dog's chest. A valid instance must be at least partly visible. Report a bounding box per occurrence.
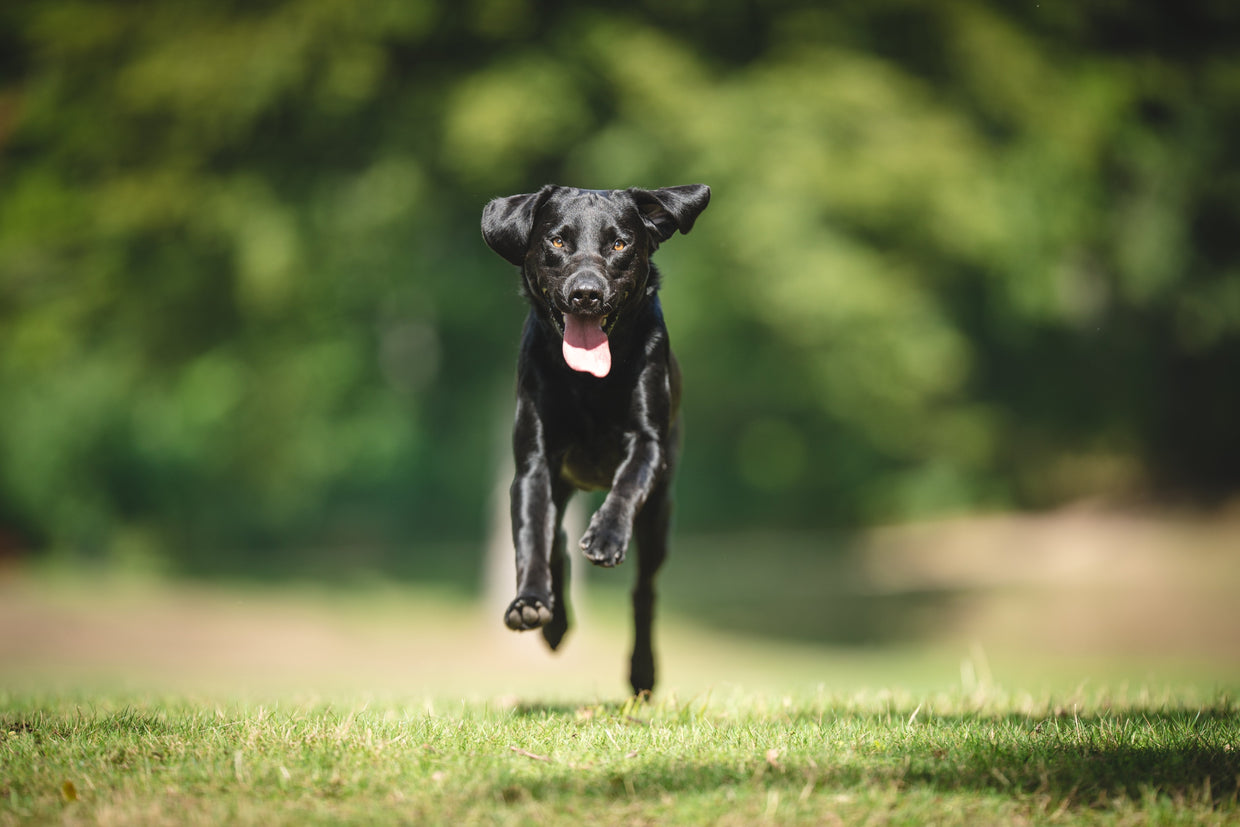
[559,441,623,491]
[548,395,625,490]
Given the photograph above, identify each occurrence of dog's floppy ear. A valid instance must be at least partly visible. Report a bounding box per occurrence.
[629,184,711,243]
[481,186,556,266]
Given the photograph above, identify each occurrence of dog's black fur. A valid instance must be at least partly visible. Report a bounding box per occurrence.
[481,184,710,695]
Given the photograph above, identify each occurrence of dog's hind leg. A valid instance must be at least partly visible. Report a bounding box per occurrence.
[629,478,671,696]
[542,479,574,650]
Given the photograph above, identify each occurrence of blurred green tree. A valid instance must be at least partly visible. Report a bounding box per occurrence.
[0,0,1236,573]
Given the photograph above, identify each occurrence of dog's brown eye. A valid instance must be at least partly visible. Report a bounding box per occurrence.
[551,237,564,248]
[612,240,626,251]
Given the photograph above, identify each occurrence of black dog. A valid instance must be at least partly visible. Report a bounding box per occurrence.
[481,184,710,695]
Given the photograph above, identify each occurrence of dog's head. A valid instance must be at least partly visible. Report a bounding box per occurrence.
[482,185,710,378]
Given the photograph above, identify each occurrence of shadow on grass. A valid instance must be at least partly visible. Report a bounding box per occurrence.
[494,706,1240,810]
[3,705,177,733]
[5,701,1236,812]
[509,701,590,717]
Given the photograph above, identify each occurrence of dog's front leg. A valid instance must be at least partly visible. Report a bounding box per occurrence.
[580,428,665,568]
[581,359,672,568]
[504,395,557,631]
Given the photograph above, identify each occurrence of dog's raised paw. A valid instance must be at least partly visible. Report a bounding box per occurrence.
[504,596,553,631]
[580,518,629,568]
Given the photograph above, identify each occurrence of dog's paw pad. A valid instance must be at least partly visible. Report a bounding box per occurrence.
[582,546,624,567]
[504,596,553,631]
[580,523,628,568]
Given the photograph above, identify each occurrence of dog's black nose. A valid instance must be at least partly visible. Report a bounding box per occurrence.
[568,282,605,314]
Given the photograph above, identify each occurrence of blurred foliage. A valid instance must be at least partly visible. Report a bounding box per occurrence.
[0,0,1237,572]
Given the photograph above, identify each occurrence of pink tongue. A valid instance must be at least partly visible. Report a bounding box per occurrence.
[562,314,611,377]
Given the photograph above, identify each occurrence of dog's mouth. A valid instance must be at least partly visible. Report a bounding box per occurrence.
[546,305,615,378]
[556,311,612,378]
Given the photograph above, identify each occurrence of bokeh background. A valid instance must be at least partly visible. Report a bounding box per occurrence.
[1,0,1238,695]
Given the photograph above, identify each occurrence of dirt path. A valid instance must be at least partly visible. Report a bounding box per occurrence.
[2,507,1237,699]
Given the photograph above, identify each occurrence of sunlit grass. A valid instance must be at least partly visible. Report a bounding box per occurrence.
[4,515,1239,825]
[2,687,1237,825]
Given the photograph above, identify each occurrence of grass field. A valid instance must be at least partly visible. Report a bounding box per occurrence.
[3,686,1238,825]
[3,508,1239,824]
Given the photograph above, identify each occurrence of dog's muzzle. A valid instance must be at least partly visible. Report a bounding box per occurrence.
[563,272,608,316]
[559,273,612,377]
